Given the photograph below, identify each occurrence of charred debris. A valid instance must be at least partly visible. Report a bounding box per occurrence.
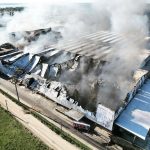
[0,28,148,132]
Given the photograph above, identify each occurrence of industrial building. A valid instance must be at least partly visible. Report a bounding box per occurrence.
[0,27,150,149]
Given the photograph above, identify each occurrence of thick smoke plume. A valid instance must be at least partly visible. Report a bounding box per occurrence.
[0,3,111,50]
[0,1,148,112]
[95,0,148,110]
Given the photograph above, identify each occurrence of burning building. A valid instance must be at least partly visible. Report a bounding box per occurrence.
[0,28,148,132]
[0,1,150,149]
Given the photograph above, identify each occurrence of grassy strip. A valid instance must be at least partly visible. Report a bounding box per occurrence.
[0,87,91,150]
[0,88,29,110]
[0,106,49,150]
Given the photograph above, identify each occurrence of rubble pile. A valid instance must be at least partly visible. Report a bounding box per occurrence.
[0,43,123,130]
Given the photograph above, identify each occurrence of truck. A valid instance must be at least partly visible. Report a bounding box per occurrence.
[73,121,90,131]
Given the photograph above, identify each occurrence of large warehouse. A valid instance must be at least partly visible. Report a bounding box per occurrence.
[0,28,150,137]
[1,1,150,149]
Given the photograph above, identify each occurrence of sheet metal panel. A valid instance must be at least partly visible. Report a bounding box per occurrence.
[115,79,150,140]
[65,109,84,121]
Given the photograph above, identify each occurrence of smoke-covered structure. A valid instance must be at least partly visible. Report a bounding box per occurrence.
[0,1,149,131]
[0,30,148,130]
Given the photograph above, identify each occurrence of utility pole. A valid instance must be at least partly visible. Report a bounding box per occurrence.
[5,99,8,111]
[13,68,23,102]
[61,122,62,132]
[14,79,20,102]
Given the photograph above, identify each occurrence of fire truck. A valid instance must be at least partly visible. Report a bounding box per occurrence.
[73,121,90,131]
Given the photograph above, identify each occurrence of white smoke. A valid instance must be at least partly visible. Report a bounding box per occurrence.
[0,1,149,111]
[95,0,148,108]
[0,3,111,49]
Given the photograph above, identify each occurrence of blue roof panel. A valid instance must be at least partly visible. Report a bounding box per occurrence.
[115,79,150,140]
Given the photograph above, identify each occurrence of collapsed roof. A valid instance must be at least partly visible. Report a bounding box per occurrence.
[0,29,145,130]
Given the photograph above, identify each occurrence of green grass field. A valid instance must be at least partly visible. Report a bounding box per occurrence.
[0,106,50,150]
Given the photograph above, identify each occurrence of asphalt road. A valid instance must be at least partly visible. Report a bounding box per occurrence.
[0,77,106,150]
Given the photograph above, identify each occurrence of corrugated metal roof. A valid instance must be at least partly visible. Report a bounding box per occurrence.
[52,31,123,60]
[115,79,150,140]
